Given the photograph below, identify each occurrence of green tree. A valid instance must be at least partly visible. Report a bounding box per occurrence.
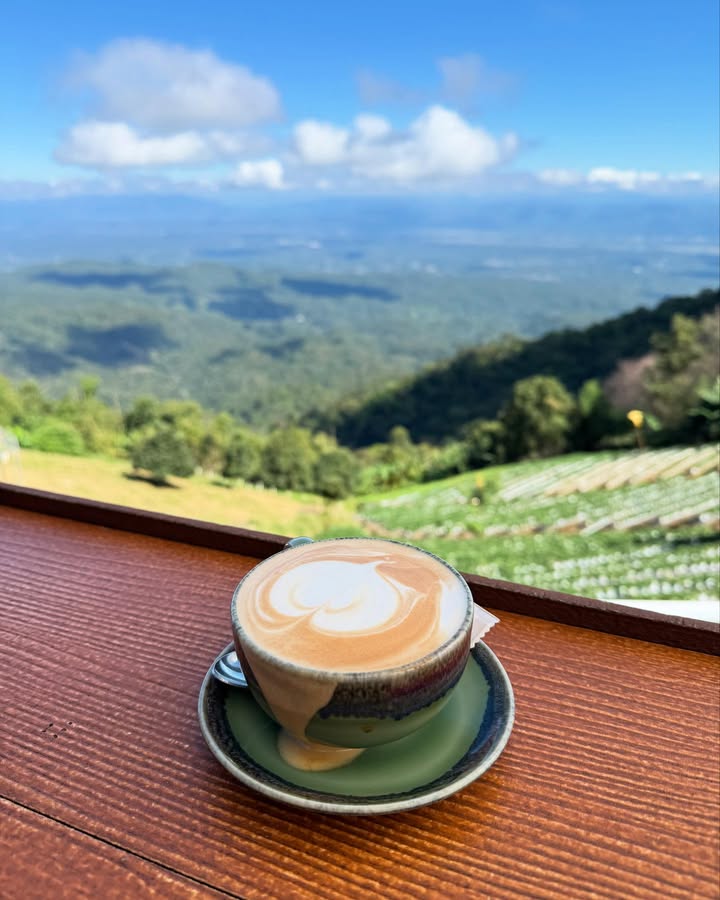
[198,412,236,474]
[357,426,427,491]
[501,375,575,460]
[16,381,52,431]
[124,396,161,434]
[463,419,506,468]
[55,376,122,455]
[644,310,720,433]
[0,376,21,427]
[313,448,360,499]
[130,427,195,484]
[260,427,318,491]
[222,428,264,481]
[388,425,412,449]
[649,313,699,374]
[690,376,720,441]
[157,400,206,461]
[573,379,620,451]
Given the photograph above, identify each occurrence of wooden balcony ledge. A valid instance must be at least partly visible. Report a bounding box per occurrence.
[1,483,718,899]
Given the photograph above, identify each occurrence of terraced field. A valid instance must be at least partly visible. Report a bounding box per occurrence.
[355,446,720,618]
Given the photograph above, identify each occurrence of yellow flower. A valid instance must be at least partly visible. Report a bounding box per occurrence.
[627,409,644,429]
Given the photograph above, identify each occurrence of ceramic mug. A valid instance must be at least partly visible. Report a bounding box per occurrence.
[230,536,490,771]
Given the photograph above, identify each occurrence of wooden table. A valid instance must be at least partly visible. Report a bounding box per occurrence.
[1,486,718,899]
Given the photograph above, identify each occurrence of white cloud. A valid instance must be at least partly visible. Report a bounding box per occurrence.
[360,106,508,181]
[231,158,285,190]
[587,167,661,191]
[4,163,718,200]
[294,105,517,183]
[55,39,281,174]
[353,114,392,142]
[204,130,266,156]
[67,38,281,130]
[537,167,718,193]
[294,120,350,165]
[54,120,271,169]
[55,121,209,167]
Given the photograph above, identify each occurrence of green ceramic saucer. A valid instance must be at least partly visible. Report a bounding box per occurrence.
[198,642,514,815]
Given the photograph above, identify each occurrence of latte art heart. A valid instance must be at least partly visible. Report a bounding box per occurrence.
[269,561,411,633]
[236,539,469,672]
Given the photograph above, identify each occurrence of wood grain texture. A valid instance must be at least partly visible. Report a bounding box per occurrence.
[0,800,232,899]
[2,482,717,654]
[1,505,718,899]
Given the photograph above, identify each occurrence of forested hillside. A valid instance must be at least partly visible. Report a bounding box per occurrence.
[1,259,713,429]
[325,288,720,446]
[2,290,718,500]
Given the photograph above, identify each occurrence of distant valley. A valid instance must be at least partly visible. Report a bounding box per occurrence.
[1,193,717,429]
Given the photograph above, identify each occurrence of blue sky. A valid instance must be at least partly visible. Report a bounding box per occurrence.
[2,0,718,196]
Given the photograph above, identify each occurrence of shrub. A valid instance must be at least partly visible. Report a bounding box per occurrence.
[421,442,469,482]
[25,420,87,456]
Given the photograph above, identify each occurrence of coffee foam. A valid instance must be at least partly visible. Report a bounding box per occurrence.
[236,539,469,672]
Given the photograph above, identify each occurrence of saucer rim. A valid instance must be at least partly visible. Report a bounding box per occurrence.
[198,641,515,815]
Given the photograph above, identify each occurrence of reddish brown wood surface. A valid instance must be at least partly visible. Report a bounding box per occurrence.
[0,800,230,899]
[1,505,719,899]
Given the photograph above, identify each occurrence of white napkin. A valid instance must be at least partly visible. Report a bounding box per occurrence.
[471,604,500,644]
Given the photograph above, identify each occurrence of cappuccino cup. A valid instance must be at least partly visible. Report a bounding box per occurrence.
[231,537,496,771]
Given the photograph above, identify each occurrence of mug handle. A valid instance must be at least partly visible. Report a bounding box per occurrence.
[285,536,315,549]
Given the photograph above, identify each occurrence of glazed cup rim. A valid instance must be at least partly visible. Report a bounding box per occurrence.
[231,536,474,684]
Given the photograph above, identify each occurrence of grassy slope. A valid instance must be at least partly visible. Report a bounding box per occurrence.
[4,449,356,537]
